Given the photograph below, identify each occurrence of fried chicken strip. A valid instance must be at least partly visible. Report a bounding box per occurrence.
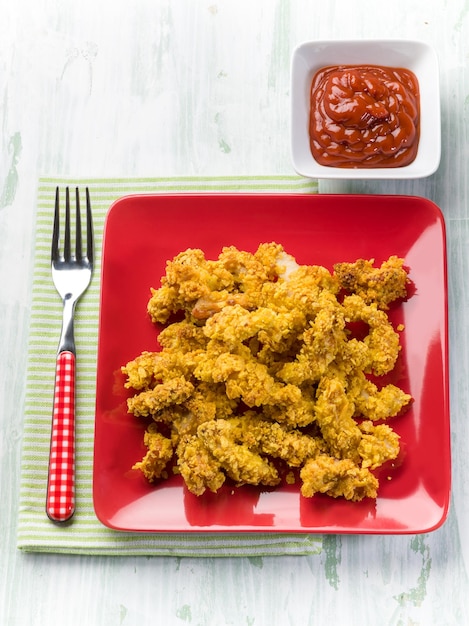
[358,420,400,469]
[197,419,280,488]
[334,255,409,310]
[278,291,347,385]
[314,376,362,462]
[127,377,194,417]
[122,350,201,390]
[348,372,412,420]
[237,415,323,467]
[132,424,174,482]
[342,294,401,376]
[300,455,379,501]
[176,435,226,496]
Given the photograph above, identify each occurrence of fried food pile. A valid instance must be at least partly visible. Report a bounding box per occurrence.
[122,243,412,501]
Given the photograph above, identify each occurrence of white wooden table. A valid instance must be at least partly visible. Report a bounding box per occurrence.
[1,1,468,624]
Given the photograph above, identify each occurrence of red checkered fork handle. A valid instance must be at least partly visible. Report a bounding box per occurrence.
[46,350,76,523]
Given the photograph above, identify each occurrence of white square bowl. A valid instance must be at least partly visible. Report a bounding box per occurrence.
[291,40,440,179]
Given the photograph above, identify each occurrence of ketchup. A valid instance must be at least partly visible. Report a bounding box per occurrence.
[309,65,420,168]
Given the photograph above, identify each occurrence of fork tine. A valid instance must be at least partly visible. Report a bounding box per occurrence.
[64,187,71,262]
[75,187,82,260]
[52,187,60,262]
[86,187,94,264]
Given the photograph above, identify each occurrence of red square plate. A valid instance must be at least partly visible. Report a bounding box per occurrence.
[93,194,450,534]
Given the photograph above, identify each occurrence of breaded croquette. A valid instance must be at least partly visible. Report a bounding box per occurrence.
[123,243,412,501]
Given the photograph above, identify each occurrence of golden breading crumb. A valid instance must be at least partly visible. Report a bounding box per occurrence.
[164,248,213,301]
[198,419,280,487]
[348,373,412,421]
[157,321,208,352]
[254,242,293,277]
[132,424,174,482]
[313,377,362,462]
[191,291,254,320]
[196,414,323,468]
[240,417,324,467]
[170,383,238,440]
[300,455,379,501]
[263,388,317,428]
[224,360,302,408]
[121,351,160,390]
[278,291,347,385]
[176,435,226,496]
[358,421,400,469]
[147,285,180,324]
[333,255,409,310]
[203,304,305,352]
[342,294,401,376]
[123,243,412,501]
[127,377,194,417]
[121,349,201,389]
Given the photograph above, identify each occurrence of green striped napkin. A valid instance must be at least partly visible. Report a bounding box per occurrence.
[17,175,323,557]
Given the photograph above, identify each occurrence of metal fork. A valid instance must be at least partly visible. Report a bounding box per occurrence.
[46,187,94,523]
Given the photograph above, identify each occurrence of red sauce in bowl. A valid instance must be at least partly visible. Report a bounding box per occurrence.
[309,64,420,168]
